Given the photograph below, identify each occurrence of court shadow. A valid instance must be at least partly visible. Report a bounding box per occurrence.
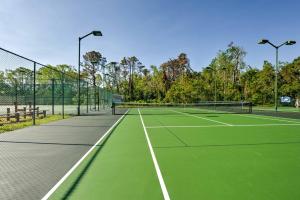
[60,115,125,200]
[40,124,112,128]
[0,140,98,147]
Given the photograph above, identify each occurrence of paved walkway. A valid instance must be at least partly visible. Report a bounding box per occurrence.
[0,111,122,200]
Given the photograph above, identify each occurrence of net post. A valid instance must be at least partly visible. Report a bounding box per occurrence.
[249,102,253,113]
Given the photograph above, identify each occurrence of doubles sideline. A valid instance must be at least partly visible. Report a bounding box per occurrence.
[172,107,300,125]
[146,123,300,129]
[41,111,128,200]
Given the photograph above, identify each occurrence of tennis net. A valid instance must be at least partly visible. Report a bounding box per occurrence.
[112,102,253,115]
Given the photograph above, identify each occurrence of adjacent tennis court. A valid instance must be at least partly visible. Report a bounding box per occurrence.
[46,105,300,200]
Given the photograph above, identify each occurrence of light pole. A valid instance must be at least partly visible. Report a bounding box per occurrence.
[258,39,296,111]
[78,30,102,115]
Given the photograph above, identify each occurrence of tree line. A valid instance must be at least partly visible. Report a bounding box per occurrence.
[106,43,299,105]
[1,43,299,105]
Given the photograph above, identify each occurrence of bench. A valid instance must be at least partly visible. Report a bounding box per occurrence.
[0,106,47,124]
[14,102,47,119]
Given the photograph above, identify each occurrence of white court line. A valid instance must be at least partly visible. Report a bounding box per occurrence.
[238,114,300,124]
[171,109,232,126]
[146,123,300,129]
[41,111,128,200]
[186,107,300,124]
[254,108,300,113]
[138,109,170,200]
[147,125,225,128]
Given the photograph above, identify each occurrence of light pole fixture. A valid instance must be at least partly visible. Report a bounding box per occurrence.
[78,30,102,115]
[258,39,296,111]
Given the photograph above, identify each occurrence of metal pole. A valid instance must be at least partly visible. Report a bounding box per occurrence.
[52,78,55,115]
[62,73,65,119]
[33,62,36,125]
[15,80,18,106]
[86,81,89,113]
[97,86,100,111]
[214,70,216,110]
[275,47,278,112]
[78,38,81,116]
[94,85,97,111]
[105,88,107,108]
[223,69,226,101]
[102,88,105,109]
[104,75,107,108]
[129,64,131,101]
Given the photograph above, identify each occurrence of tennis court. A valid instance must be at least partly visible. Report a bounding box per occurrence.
[46,105,300,200]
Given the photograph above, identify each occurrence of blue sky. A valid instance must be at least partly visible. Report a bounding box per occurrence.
[1,0,300,71]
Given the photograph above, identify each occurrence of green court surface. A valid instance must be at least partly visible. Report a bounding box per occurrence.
[48,108,300,200]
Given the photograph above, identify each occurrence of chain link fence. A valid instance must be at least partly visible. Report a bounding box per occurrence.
[0,47,112,128]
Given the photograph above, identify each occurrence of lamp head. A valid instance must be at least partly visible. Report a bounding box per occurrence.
[258,39,269,44]
[92,31,102,36]
[286,40,296,45]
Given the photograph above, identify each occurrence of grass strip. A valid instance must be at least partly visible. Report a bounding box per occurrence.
[0,115,71,133]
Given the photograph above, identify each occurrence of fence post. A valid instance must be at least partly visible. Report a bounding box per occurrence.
[23,107,26,119]
[14,102,17,113]
[16,113,20,122]
[97,87,100,111]
[94,85,96,111]
[86,81,89,113]
[33,62,36,125]
[62,73,65,119]
[7,108,10,121]
[78,78,81,116]
[15,82,18,107]
[103,88,107,108]
[102,89,105,109]
[112,102,115,115]
[52,78,55,115]
[37,107,39,117]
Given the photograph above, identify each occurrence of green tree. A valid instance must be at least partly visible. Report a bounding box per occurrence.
[253,61,275,104]
[82,51,102,87]
[279,57,300,101]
